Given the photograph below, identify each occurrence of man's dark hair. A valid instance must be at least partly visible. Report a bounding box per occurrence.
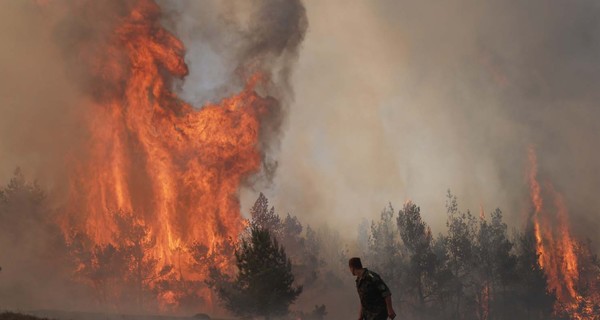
[349,257,363,269]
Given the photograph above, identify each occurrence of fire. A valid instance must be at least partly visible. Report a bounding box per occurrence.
[526,147,598,318]
[56,0,271,309]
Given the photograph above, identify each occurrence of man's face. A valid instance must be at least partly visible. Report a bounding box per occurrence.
[349,266,356,276]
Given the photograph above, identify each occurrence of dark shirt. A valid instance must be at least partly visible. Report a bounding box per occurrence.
[355,269,392,320]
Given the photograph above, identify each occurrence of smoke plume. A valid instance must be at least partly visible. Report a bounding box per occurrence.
[267,0,600,243]
[0,0,307,313]
[2,0,600,317]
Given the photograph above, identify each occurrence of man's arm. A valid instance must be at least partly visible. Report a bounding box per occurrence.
[384,295,396,319]
[374,275,395,319]
[358,305,363,320]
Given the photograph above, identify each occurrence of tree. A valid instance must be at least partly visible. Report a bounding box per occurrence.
[208,227,302,319]
[474,209,516,319]
[513,224,555,319]
[0,168,50,243]
[112,211,173,310]
[281,213,305,261]
[367,203,403,294]
[302,225,323,286]
[280,214,323,287]
[357,218,370,256]
[397,201,437,316]
[69,211,173,311]
[250,193,282,237]
[0,169,71,308]
[571,239,600,319]
[445,191,478,318]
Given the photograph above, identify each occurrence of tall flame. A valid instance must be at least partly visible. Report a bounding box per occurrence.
[59,0,269,296]
[527,147,584,317]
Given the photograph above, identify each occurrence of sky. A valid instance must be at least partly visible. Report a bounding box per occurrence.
[249,0,600,241]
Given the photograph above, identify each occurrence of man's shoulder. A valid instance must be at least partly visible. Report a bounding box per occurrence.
[364,269,382,280]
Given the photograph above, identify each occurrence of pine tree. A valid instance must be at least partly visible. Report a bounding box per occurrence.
[445,191,478,318]
[209,227,302,319]
[474,208,516,319]
[367,203,402,298]
[397,201,437,314]
[250,193,282,238]
[513,225,555,319]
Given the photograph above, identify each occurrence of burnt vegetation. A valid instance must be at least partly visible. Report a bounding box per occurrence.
[1,172,600,319]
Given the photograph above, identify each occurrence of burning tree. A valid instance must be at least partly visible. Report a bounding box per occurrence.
[70,210,173,311]
[208,227,302,320]
[526,147,600,319]
[513,224,556,319]
[26,0,309,310]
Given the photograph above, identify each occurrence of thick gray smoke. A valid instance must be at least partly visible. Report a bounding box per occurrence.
[162,0,307,177]
[2,0,600,318]
[0,0,307,314]
[264,0,600,243]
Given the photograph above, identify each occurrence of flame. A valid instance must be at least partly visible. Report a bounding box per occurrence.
[57,0,270,308]
[480,282,490,320]
[527,147,591,318]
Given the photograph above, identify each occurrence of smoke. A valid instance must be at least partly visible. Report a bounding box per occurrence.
[266,0,600,243]
[2,0,600,317]
[162,0,307,182]
[0,1,86,191]
[0,0,307,313]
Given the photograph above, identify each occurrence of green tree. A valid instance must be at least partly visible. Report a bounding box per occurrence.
[397,201,437,316]
[445,191,478,318]
[250,193,282,237]
[357,218,370,256]
[367,203,403,295]
[474,209,516,319]
[209,227,302,319]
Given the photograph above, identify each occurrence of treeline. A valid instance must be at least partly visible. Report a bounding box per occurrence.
[358,193,600,320]
[0,170,330,317]
[2,170,600,319]
[214,192,600,320]
[359,194,553,320]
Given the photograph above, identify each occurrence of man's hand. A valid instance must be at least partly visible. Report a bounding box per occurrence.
[384,295,396,319]
[388,308,397,319]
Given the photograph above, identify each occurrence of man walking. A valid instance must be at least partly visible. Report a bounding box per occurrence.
[349,257,396,320]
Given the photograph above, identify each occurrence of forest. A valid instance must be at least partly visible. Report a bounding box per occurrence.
[0,169,599,320]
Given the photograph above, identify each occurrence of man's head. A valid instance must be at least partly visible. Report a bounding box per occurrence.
[349,257,363,276]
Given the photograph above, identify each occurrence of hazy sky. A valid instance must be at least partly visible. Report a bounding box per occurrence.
[1,0,600,243]
[244,0,600,240]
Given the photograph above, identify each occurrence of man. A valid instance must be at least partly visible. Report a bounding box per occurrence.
[349,257,396,320]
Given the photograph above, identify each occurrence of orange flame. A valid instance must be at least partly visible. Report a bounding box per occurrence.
[58,0,270,308]
[527,147,586,318]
